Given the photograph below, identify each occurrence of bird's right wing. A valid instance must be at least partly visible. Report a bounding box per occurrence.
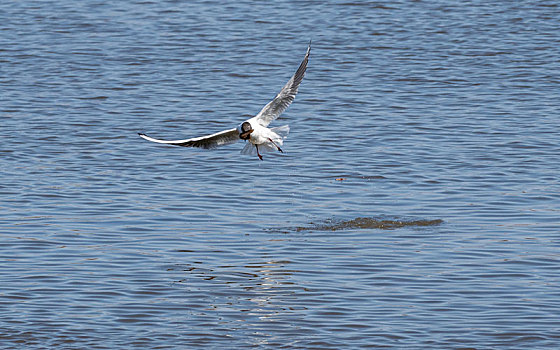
[138,128,239,149]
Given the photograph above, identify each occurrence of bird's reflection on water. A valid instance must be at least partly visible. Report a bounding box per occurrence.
[171,258,300,307]
[169,257,307,346]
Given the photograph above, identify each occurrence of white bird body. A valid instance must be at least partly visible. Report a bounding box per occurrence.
[244,121,286,147]
[139,42,310,160]
[241,124,290,157]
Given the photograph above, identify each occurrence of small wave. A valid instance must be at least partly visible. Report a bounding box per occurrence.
[283,217,444,232]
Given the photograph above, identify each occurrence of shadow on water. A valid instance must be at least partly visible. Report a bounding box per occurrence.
[269,217,444,233]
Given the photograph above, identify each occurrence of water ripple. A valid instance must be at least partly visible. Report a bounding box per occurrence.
[1,0,559,348]
[271,216,444,232]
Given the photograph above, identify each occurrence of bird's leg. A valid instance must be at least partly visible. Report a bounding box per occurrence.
[268,138,283,153]
[256,144,263,160]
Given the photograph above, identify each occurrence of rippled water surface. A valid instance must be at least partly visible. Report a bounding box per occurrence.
[2,0,559,348]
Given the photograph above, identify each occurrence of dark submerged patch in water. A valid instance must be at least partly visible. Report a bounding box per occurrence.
[291,217,444,232]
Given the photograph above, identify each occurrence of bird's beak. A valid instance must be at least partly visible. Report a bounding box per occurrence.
[240,129,254,140]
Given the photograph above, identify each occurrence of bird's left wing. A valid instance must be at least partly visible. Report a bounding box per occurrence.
[138,128,239,149]
[251,43,310,127]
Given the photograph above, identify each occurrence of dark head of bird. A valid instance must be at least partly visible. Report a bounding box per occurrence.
[239,121,253,140]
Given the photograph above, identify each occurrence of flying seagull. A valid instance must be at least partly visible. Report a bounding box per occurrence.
[138,43,310,160]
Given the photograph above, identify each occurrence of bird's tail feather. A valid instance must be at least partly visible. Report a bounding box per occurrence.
[241,142,257,155]
[271,125,290,139]
[241,142,277,155]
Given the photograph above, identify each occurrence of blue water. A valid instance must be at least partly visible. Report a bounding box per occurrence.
[1,1,559,348]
